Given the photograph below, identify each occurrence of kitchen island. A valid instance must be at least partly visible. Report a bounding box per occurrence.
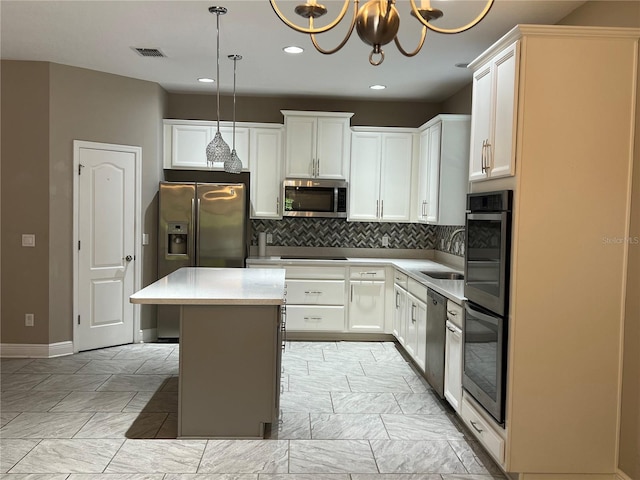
[130,267,286,439]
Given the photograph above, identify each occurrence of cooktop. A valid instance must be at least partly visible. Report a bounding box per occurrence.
[280,255,348,261]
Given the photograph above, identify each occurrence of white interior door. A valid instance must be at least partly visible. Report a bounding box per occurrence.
[75,141,140,351]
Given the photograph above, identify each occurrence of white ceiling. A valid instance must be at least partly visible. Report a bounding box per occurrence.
[0,0,586,101]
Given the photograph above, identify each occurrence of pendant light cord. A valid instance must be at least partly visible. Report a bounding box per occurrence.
[216,11,221,133]
[232,56,236,150]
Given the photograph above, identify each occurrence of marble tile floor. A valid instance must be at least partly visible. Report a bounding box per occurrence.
[0,341,505,479]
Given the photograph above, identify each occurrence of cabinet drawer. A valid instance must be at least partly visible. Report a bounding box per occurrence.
[460,395,505,465]
[446,300,463,329]
[285,266,346,279]
[393,270,408,289]
[286,305,345,331]
[286,280,345,305]
[408,278,428,302]
[350,266,386,280]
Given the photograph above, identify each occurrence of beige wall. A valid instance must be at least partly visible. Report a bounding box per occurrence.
[1,61,51,344]
[1,61,167,345]
[558,2,640,478]
[167,93,444,128]
[440,83,473,115]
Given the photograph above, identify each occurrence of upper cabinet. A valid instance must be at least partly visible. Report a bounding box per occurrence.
[249,126,283,219]
[163,119,283,220]
[164,121,250,171]
[468,41,519,182]
[349,128,415,222]
[416,115,470,225]
[282,110,353,179]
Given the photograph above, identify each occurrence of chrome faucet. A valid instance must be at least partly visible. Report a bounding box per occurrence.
[446,228,466,252]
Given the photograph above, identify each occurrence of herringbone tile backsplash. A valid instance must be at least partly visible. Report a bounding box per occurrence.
[251,218,464,256]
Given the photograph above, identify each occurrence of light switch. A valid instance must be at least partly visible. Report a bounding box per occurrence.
[21,234,35,247]
[142,233,149,245]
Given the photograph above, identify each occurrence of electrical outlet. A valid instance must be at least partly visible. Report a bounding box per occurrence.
[25,313,34,327]
[266,233,273,244]
[382,235,389,247]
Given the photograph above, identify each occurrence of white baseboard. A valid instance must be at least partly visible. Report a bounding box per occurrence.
[141,328,158,343]
[616,469,633,480]
[0,341,74,358]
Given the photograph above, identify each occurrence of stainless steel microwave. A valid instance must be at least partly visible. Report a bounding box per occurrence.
[282,179,348,218]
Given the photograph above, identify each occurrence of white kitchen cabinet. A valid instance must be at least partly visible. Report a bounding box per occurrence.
[468,41,519,182]
[348,266,386,332]
[283,265,347,332]
[393,271,408,345]
[349,128,414,222]
[404,278,427,372]
[405,292,427,372]
[416,115,470,225]
[164,120,284,219]
[249,127,283,219]
[163,121,250,171]
[444,299,463,413]
[282,110,353,179]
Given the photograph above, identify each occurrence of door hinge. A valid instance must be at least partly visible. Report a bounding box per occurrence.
[78,163,84,175]
[77,315,80,325]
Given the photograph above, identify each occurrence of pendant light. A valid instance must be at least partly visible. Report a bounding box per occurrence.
[225,54,243,174]
[206,6,231,168]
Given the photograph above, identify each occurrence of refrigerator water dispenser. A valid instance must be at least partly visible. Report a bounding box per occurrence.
[167,222,188,255]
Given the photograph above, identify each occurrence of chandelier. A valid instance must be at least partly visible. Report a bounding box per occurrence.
[270,0,494,66]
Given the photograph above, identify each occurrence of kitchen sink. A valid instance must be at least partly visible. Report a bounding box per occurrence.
[420,270,464,280]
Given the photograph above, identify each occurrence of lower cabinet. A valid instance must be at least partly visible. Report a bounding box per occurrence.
[460,393,506,465]
[444,318,463,412]
[286,305,345,331]
[402,278,427,372]
[348,266,386,332]
[393,271,409,345]
[285,266,347,332]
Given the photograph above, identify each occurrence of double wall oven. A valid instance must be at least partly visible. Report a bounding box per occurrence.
[463,190,513,426]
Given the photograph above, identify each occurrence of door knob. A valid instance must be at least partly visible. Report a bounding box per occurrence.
[124,255,133,262]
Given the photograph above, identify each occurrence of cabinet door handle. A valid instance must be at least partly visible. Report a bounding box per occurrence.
[470,420,484,434]
[303,316,322,321]
[411,304,416,323]
[316,158,320,176]
[481,140,486,172]
[395,291,400,308]
[447,310,457,316]
[304,290,323,295]
[376,200,379,218]
[276,196,280,213]
[380,200,384,218]
[447,325,456,333]
[485,141,491,172]
[351,284,354,302]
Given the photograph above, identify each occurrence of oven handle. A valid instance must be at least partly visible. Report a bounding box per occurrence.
[466,212,507,221]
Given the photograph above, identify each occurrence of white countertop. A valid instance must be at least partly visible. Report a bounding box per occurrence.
[247,256,465,304]
[130,267,286,305]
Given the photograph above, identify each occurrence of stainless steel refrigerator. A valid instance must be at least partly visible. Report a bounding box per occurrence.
[157,181,249,339]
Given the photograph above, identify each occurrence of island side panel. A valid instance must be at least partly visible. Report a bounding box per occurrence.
[178,304,281,438]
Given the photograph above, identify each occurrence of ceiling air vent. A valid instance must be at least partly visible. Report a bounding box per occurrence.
[133,47,166,58]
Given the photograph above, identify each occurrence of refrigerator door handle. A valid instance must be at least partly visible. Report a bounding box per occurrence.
[195,197,201,265]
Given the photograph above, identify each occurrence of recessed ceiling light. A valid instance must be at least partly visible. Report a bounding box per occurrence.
[198,78,215,83]
[283,46,304,54]
[370,84,386,90]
